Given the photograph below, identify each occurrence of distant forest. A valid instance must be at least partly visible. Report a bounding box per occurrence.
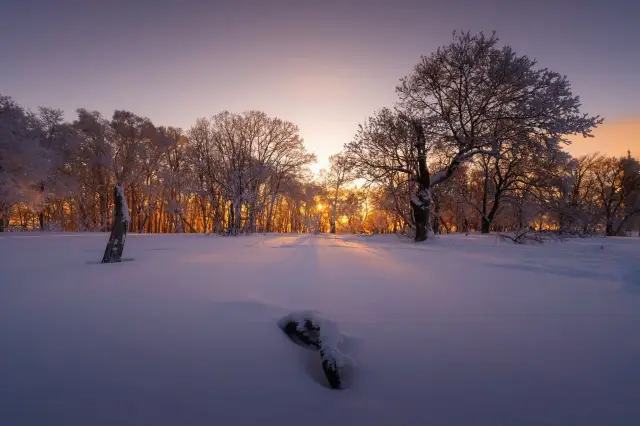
[1,32,639,239]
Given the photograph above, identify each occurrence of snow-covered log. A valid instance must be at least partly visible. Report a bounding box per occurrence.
[278,311,344,389]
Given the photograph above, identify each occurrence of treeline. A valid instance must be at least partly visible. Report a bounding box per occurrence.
[0,99,330,234]
[2,32,639,238]
[345,148,640,237]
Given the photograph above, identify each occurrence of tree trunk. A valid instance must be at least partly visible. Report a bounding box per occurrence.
[481,206,496,233]
[99,184,109,231]
[480,169,490,233]
[411,120,431,242]
[613,211,640,236]
[605,222,614,236]
[248,203,256,233]
[266,194,277,232]
[330,199,337,234]
[605,212,615,236]
[412,200,429,241]
[433,197,441,234]
[201,198,208,233]
[235,201,242,234]
[102,184,129,263]
[480,217,490,233]
[482,189,502,234]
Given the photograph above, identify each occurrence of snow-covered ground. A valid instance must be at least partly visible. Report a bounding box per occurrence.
[1,232,638,426]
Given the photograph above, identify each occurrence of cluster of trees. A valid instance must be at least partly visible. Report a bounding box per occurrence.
[2,32,638,238]
[343,32,639,240]
[0,97,332,234]
[338,147,640,238]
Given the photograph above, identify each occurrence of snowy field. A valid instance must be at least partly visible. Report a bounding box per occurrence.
[1,232,639,426]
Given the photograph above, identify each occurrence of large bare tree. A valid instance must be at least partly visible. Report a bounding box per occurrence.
[348,32,601,241]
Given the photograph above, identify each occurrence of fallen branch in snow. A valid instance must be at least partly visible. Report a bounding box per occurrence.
[554,229,596,239]
[499,229,563,245]
[279,312,343,389]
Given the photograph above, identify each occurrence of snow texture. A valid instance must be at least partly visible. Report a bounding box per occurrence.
[0,233,639,426]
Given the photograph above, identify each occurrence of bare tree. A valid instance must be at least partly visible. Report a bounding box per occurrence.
[348,32,601,241]
[321,153,357,233]
[593,154,640,236]
[398,32,601,240]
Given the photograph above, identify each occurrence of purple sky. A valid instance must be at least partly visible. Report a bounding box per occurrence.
[2,0,638,168]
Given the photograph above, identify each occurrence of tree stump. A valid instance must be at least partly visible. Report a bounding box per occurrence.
[102,184,130,263]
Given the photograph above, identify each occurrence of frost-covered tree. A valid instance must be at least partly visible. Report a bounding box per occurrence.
[0,95,49,231]
[536,153,601,233]
[34,106,78,229]
[72,109,114,230]
[349,32,601,241]
[186,111,314,235]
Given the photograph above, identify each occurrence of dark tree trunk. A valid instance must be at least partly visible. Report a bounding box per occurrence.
[330,193,339,234]
[201,198,208,233]
[102,185,129,263]
[605,219,614,236]
[0,217,5,232]
[39,212,45,231]
[99,188,108,231]
[481,176,489,233]
[248,204,256,234]
[228,202,235,235]
[480,217,490,233]
[412,201,428,241]
[481,188,502,234]
[432,197,441,235]
[481,207,495,233]
[410,121,431,242]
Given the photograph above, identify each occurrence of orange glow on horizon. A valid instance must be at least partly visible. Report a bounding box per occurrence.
[567,116,640,158]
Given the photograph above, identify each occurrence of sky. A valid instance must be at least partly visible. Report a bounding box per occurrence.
[1,0,638,170]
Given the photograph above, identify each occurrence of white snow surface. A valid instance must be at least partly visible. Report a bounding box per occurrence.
[0,233,639,426]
